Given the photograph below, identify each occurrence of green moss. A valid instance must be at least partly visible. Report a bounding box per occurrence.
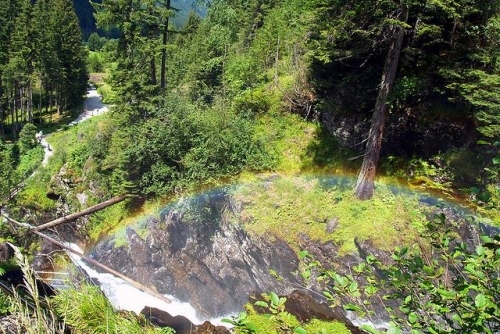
[233,176,426,254]
[303,318,352,333]
[238,311,351,334]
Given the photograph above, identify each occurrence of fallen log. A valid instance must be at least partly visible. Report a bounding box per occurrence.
[33,195,128,232]
[31,230,171,305]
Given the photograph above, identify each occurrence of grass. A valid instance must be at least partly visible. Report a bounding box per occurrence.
[53,284,174,334]
[253,112,356,175]
[238,303,352,334]
[232,175,427,254]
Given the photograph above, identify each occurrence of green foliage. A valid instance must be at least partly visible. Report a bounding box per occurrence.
[0,290,10,316]
[53,284,173,334]
[87,32,105,52]
[7,244,63,333]
[302,215,500,333]
[87,52,105,73]
[99,97,275,195]
[233,176,426,254]
[302,318,352,334]
[223,292,351,334]
[0,141,16,199]
[16,146,44,178]
[18,124,38,154]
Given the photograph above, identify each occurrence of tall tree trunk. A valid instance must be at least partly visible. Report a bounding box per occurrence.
[28,80,33,123]
[0,80,3,135]
[355,5,408,200]
[160,0,171,89]
[150,57,157,85]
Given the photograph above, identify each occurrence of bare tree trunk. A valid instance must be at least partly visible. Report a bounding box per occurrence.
[28,80,33,123]
[355,5,408,200]
[0,81,3,135]
[34,195,128,232]
[160,0,171,89]
[150,58,157,86]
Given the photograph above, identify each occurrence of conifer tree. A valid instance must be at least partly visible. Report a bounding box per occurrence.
[94,0,172,120]
[51,0,88,111]
[0,139,16,199]
[0,0,20,135]
[309,0,500,199]
[32,0,60,118]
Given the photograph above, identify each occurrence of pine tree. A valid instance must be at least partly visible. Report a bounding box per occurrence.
[94,0,172,121]
[32,0,61,119]
[4,0,35,129]
[0,139,17,199]
[51,0,88,111]
[0,0,20,135]
[309,0,500,199]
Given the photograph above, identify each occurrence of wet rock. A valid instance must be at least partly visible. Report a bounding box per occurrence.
[92,189,300,319]
[0,315,22,334]
[284,290,364,334]
[0,243,14,262]
[191,321,231,334]
[140,307,231,334]
[141,307,195,333]
[32,239,63,274]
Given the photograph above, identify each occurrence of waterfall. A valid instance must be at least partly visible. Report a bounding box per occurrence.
[64,243,204,325]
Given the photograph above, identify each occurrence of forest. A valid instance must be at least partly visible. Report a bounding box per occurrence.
[0,0,499,333]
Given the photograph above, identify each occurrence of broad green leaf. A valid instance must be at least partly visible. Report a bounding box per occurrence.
[270,292,280,306]
[476,245,485,256]
[387,323,403,334]
[365,285,379,296]
[451,313,462,324]
[343,303,361,312]
[408,312,418,324]
[359,324,381,334]
[294,327,307,334]
[475,294,487,308]
[349,281,359,293]
[298,250,309,259]
[301,270,311,280]
[254,301,268,308]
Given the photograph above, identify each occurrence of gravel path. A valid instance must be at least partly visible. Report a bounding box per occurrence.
[40,85,108,166]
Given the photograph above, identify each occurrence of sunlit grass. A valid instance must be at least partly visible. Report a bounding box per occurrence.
[232,175,427,254]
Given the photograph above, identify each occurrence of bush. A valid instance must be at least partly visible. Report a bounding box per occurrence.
[302,215,500,334]
[106,98,275,195]
[18,123,38,154]
[87,52,104,73]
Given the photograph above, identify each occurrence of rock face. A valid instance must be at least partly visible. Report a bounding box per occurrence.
[141,307,230,334]
[90,189,300,319]
[320,106,477,158]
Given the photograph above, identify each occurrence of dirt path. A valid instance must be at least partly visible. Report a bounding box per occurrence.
[40,85,108,167]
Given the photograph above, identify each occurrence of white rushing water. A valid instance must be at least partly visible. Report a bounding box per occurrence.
[65,244,204,325]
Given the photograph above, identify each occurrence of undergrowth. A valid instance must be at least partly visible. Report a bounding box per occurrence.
[233,176,427,254]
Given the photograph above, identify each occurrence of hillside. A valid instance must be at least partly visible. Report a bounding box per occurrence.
[1,0,499,333]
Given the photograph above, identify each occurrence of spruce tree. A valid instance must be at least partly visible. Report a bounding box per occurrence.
[32,0,60,119]
[51,0,88,110]
[5,0,35,127]
[0,0,20,135]
[308,0,500,199]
